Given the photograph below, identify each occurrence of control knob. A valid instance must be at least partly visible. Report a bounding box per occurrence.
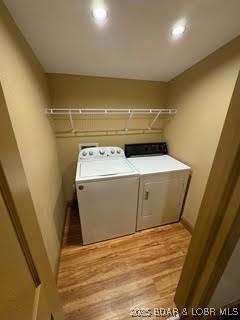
[82,151,87,156]
[99,149,105,155]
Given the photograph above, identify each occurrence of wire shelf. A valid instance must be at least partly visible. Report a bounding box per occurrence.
[45,107,177,135]
[45,108,177,115]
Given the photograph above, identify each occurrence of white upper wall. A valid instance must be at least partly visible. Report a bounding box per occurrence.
[4,0,240,81]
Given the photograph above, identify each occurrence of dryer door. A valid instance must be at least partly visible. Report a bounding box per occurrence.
[137,171,189,230]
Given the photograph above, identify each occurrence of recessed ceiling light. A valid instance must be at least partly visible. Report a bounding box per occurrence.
[171,24,186,38]
[92,6,108,23]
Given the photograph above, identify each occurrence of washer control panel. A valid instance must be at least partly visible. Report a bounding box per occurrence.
[79,146,125,161]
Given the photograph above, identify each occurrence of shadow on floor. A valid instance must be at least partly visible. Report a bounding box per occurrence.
[63,207,83,246]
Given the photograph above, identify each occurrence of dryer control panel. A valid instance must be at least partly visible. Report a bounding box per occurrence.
[125,142,168,158]
[79,146,125,161]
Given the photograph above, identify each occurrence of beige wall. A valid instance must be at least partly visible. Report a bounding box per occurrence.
[47,74,168,201]
[0,2,65,272]
[47,74,167,107]
[166,36,240,228]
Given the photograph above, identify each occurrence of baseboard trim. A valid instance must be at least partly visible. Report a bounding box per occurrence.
[54,204,70,279]
[181,217,193,234]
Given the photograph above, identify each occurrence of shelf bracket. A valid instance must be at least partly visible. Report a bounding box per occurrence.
[149,111,160,129]
[69,111,75,133]
[125,111,134,131]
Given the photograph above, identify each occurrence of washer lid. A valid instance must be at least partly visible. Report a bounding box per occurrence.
[76,159,137,181]
[127,155,190,175]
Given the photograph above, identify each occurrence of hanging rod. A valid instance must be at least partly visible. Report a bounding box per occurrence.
[45,108,177,115]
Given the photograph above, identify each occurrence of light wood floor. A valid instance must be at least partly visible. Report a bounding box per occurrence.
[57,209,191,320]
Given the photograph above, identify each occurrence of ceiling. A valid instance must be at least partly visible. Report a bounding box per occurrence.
[4,0,240,81]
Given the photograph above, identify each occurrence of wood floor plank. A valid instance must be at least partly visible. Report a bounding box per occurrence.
[57,209,191,320]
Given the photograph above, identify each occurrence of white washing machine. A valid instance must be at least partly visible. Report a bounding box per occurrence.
[75,146,139,244]
[125,143,191,231]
